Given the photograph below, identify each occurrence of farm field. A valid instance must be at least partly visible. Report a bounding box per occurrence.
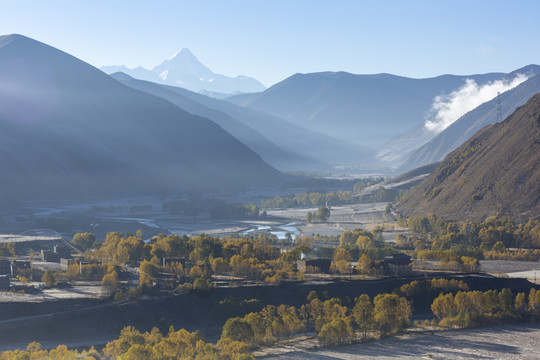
[261,323,540,360]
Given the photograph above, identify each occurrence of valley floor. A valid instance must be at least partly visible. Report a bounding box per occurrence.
[259,322,540,359]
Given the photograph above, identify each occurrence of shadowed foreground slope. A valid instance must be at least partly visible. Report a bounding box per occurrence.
[0,34,283,201]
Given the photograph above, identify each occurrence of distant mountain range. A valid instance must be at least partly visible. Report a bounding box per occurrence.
[101,48,266,95]
[0,34,282,201]
[4,32,539,207]
[111,72,372,171]
[110,72,315,170]
[397,92,540,223]
[226,71,508,148]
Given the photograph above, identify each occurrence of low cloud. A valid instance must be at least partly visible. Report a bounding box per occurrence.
[425,74,528,133]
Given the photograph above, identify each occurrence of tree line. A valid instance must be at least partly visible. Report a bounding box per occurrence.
[220,290,411,348]
[2,277,538,359]
[396,213,540,263]
[259,187,402,210]
[0,326,254,360]
[431,287,540,328]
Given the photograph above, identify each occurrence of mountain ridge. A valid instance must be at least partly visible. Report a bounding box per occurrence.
[399,71,540,171]
[155,79,374,169]
[397,91,540,223]
[101,48,266,95]
[110,72,316,170]
[226,70,508,148]
[0,34,282,201]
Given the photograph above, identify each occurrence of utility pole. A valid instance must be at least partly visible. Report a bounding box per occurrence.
[496,92,502,123]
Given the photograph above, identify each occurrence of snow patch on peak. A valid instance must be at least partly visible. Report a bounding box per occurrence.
[159,70,169,80]
[168,48,196,61]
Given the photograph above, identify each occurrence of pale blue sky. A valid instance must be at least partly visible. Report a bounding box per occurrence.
[1,0,539,86]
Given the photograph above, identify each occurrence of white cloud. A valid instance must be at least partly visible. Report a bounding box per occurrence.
[425,74,528,133]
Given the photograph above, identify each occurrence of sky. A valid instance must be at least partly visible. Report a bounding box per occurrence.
[1,0,539,87]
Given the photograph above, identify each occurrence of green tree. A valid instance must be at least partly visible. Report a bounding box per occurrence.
[373,294,411,336]
[101,271,119,297]
[356,235,374,250]
[307,290,318,302]
[333,248,351,262]
[318,318,354,346]
[211,257,230,273]
[352,294,374,340]
[492,241,506,253]
[114,244,130,265]
[431,293,456,320]
[0,242,15,258]
[317,207,330,223]
[139,260,160,287]
[122,344,153,360]
[395,234,411,248]
[72,232,96,250]
[339,230,355,247]
[41,270,57,287]
[529,288,540,319]
[384,202,392,215]
[357,253,373,273]
[217,337,251,360]
[193,278,212,291]
[335,259,351,274]
[221,318,254,345]
[515,292,527,312]
[499,288,513,312]
[306,212,313,223]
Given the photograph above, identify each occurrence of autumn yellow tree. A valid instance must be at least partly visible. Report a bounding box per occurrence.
[101,270,119,297]
[352,294,374,340]
[373,294,411,336]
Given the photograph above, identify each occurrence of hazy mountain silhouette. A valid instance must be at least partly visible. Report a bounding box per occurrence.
[153,80,373,169]
[397,92,540,222]
[400,68,540,171]
[226,71,506,148]
[110,72,316,170]
[101,65,165,83]
[102,48,265,95]
[0,34,282,201]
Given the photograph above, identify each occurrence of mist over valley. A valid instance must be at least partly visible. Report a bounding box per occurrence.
[0,2,539,358]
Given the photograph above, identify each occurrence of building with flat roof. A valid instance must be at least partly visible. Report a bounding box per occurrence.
[296,259,332,273]
[383,253,412,266]
[0,260,10,276]
[0,275,9,290]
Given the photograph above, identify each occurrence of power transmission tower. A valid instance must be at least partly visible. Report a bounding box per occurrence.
[496,91,502,123]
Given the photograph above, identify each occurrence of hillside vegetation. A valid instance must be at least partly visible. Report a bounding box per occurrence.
[397,92,540,223]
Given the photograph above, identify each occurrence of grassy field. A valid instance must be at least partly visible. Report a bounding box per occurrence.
[260,323,540,359]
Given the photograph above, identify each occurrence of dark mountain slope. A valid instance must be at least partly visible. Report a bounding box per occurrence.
[397,92,540,223]
[227,71,505,147]
[377,65,540,168]
[110,72,313,170]
[401,70,540,171]
[0,34,282,201]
